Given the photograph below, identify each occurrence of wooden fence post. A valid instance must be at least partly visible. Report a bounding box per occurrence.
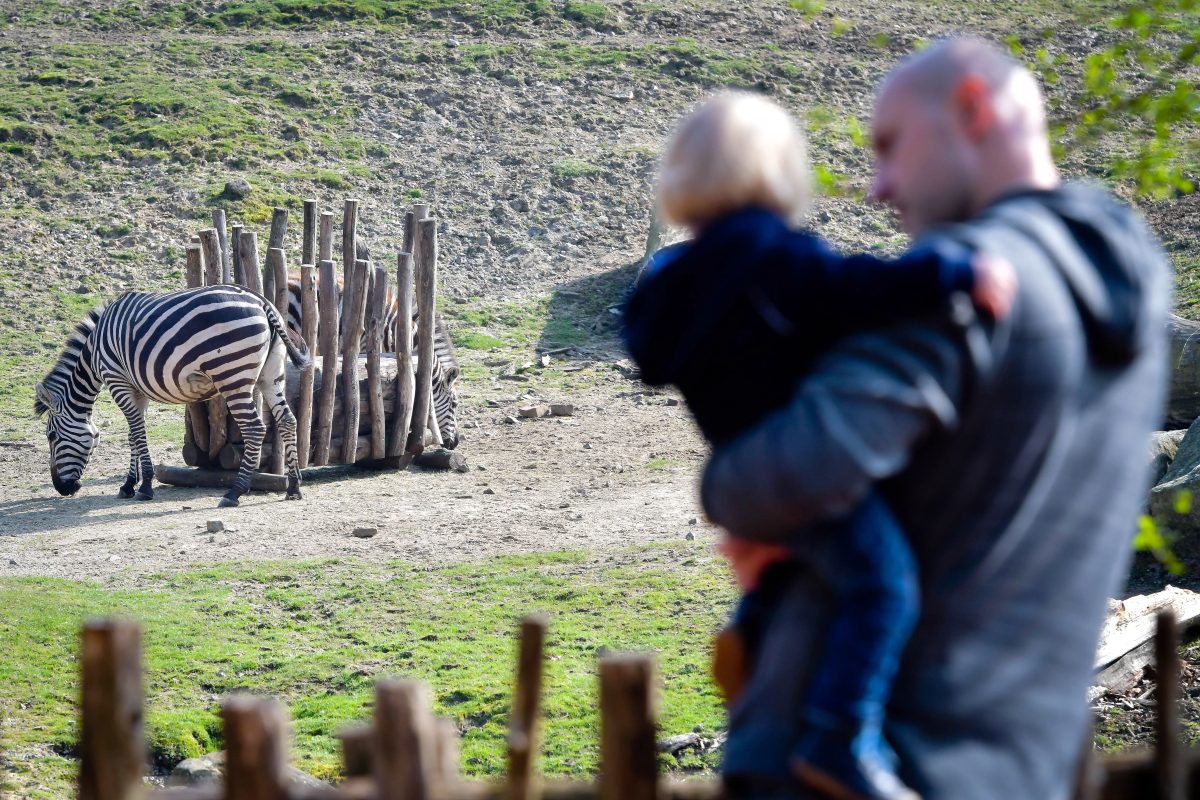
[599,655,658,800]
[313,259,340,466]
[507,615,548,800]
[296,264,318,470]
[222,695,289,800]
[341,199,359,344]
[341,258,370,463]
[1156,611,1184,800]
[239,230,264,296]
[231,223,245,285]
[265,208,288,304]
[373,680,438,800]
[79,618,145,800]
[183,245,210,468]
[386,251,416,465]
[319,211,335,264]
[366,265,388,461]
[302,199,318,268]
[199,229,229,462]
[212,209,231,284]
[407,218,438,456]
[340,724,374,778]
[434,718,461,788]
[267,247,290,475]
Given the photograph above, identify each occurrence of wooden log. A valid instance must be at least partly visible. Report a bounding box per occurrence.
[265,208,289,302]
[1095,586,1200,670]
[507,616,548,800]
[297,264,318,470]
[313,259,340,466]
[267,247,290,474]
[341,199,359,343]
[219,442,243,472]
[80,618,145,800]
[228,414,242,445]
[373,679,437,800]
[183,245,209,466]
[199,230,229,462]
[302,199,318,267]
[387,251,416,462]
[414,448,468,473]
[222,695,289,800]
[1156,611,1184,800]
[239,230,264,295]
[212,209,231,284]
[231,223,245,284]
[598,655,657,800]
[155,464,289,492]
[340,725,374,778]
[366,265,388,461]
[407,219,438,456]
[319,211,335,262]
[341,258,369,463]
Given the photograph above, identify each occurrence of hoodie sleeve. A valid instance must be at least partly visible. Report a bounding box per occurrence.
[701,302,987,539]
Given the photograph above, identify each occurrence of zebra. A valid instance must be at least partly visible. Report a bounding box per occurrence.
[35,285,311,507]
[284,271,462,449]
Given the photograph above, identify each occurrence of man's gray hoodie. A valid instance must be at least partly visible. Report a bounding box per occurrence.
[702,184,1170,799]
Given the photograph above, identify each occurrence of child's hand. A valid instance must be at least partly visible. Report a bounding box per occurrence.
[970,252,1018,319]
[717,534,792,591]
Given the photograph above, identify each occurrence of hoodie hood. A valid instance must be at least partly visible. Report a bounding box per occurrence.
[971,184,1168,366]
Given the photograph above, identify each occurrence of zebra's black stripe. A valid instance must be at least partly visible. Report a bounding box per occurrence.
[35,285,311,506]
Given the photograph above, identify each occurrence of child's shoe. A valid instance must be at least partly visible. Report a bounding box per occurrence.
[792,722,919,800]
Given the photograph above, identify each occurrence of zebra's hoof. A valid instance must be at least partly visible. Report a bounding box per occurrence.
[135,490,153,501]
[218,497,240,508]
[286,491,302,501]
[117,486,135,499]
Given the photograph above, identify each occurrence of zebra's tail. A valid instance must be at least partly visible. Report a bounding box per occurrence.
[264,299,312,369]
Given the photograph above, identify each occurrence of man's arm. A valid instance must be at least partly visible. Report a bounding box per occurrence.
[701,299,993,540]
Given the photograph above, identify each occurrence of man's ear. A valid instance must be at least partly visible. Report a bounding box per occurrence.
[953,75,994,140]
[35,382,61,415]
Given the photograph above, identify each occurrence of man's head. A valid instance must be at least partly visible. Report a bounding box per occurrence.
[871,37,1059,236]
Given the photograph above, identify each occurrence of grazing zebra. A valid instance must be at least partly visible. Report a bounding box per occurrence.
[35,285,311,507]
[284,272,462,449]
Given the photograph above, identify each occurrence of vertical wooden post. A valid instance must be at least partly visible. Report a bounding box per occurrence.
[296,264,318,470]
[199,229,229,462]
[599,655,658,800]
[366,265,388,461]
[340,725,374,778]
[319,211,335,263]
[265,207,288,303]
[373,679,437,800]
[212,209,231,284]
[403,209,418,254]
[267,247,290,475]
[341,199,359,344]
[231,223,245,284]
[386,251,416,464]
[313,259,340,466]
[433,718,461,787]
[302,199,318,267]
[239,230,264,295]
[507,615,548,800]
[341,257,370,463]
[1156,611,1183,800]
[407,219,438,456]
[222,695,289,800]
[79,618,145,800]
[183,245,210,468]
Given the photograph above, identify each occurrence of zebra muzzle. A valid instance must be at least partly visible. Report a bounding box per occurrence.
[53,477,82,497]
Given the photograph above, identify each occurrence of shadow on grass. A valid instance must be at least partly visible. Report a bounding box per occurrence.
[535,259,639,357]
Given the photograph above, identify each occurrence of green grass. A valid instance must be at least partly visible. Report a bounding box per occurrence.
[0,546,734,797]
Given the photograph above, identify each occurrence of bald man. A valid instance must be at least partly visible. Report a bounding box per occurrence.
[702,38,1170,799]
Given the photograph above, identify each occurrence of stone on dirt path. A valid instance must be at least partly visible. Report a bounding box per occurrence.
[352,526,378,539]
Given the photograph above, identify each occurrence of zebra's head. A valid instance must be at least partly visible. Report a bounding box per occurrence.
[434,363,461,450]
[35,381,99,497]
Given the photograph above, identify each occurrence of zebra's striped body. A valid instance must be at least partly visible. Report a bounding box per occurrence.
[36,285,311,506]
[285,272,461,449]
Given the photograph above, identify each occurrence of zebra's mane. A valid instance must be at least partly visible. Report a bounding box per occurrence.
[35,302,108,416]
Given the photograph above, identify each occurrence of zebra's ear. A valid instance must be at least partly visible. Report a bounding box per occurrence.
[34,382,61,416]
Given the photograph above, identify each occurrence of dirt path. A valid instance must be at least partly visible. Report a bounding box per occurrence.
[0,374,716,583]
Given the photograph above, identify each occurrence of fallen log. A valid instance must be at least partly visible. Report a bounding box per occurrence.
[155,463,366,492]
[413,449,468,473]
[1095,585,1200,669]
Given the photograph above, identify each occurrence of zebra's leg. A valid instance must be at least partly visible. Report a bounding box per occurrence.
[110,382,153,500]
[219,388,266,508]
[263,376,302,500]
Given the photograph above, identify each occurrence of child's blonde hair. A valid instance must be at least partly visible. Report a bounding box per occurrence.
[657,91,811,231]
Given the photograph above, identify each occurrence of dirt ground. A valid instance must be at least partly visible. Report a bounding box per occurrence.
[0,368,717,583]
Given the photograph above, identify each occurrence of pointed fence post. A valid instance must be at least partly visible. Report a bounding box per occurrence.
[340,257,370,463]
[267,247,290,474]
[212,208,231,284]
[313,258,340,466]
[507,615,548,800]
[182,245,210,468]
[599,655,658,800]
[407,217,438,456]
[366,265,388,461]
[386,251,416,465]
[199,229,228,462]
[79,618,145,800]
[296,264,318,469]
[264,207,288,303]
